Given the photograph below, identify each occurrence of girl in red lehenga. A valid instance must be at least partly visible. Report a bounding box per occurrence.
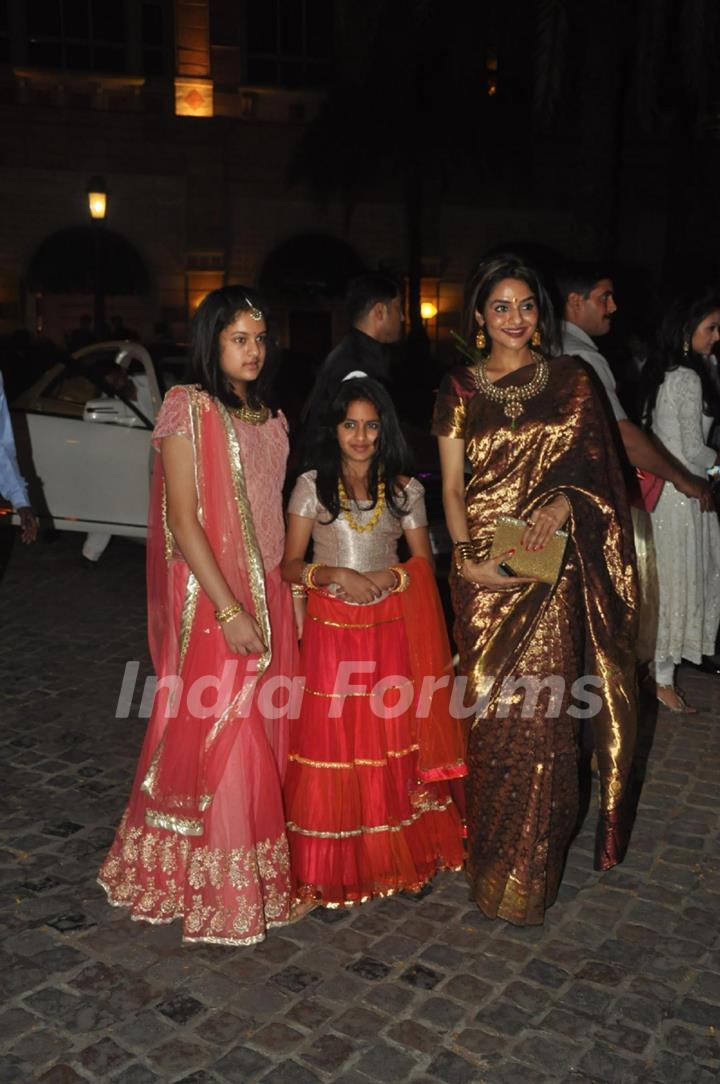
[282,377,466,908]
[98,287,298,945]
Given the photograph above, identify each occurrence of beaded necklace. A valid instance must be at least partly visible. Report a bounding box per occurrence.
[338,478,386,533]
[473,350,549,428]
[228,401,270,426]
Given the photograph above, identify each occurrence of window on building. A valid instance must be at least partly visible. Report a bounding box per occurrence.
[141,0,166,76]
[0,0,9,64]
[26,0,126,73]
[247,0,334,89]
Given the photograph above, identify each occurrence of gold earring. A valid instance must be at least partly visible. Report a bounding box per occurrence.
[531,328,542,348]
[682,338,690,357]
[475,327,486,350]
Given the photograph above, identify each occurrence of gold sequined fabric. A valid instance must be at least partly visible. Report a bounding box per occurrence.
[432,356,639,925]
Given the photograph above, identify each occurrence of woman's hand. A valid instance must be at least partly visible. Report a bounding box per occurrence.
[221,610,266,655]
[333,568,384,604]
[364,569,397,593]
[521,496,571,552]
[460,549,536,591]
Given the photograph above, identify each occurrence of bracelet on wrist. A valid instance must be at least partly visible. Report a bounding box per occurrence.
[290,583,307,599]
[301,562,324,590]
[453,541,477,572]
[215,601,244,624]
[389,565,410,593]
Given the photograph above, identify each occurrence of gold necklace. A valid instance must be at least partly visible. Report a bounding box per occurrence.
[228,401,270,426]
[473,350,549,428]
[338,478,386,533]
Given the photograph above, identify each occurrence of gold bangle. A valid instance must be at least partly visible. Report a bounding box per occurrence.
[389,565,410,593]
[290,583,307,598]
[215,601,244,624]
[453,541,476,572]
[301,562,324,590]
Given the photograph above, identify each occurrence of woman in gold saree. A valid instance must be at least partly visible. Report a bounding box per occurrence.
[433,254,638,925]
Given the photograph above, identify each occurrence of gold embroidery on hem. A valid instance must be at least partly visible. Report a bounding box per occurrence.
[303,680,414,698]
[286,798,453,839]
[307,613,403,629]
[288,744,419,769]
[145,809,203,836]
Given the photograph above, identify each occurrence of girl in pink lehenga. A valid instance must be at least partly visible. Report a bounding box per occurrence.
[98,287,298,945]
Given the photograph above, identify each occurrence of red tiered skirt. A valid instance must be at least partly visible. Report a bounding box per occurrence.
[285,589,465,907]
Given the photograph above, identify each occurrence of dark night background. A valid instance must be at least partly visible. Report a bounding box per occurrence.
[0,0,719,412]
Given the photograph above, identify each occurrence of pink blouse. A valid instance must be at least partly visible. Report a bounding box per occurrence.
[153,386,288,571]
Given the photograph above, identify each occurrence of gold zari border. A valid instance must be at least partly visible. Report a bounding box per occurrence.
[303,680,414,699]
[288,744,419,769]
[307,613,402,629]
[145,809,203,836]
[287,797,453,839]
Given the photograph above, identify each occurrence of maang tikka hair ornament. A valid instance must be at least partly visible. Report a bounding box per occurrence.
[245,297,263,321]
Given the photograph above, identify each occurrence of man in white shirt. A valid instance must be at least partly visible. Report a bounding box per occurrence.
[558,265,709,506]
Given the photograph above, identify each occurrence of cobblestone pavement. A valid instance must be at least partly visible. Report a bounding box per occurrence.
[1,531,719,1084]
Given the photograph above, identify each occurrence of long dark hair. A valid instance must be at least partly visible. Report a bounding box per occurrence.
[463,252,559,357]
[190,285,278,411]
[640,290,720,428]
[311,378,413,521]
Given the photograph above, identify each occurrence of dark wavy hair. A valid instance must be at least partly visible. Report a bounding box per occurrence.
[463,253,559,357]
[190,285,278,411]
[310,377,413,522]
[640,290,720,429]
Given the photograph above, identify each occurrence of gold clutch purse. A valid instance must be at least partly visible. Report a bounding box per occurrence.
[489,516,568,586]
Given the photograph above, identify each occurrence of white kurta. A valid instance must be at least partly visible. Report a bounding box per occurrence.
[650,367,720,664]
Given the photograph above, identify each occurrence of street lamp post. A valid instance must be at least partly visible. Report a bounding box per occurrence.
[87,176,107,338]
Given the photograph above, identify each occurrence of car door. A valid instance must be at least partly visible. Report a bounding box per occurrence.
[11,343,161,536]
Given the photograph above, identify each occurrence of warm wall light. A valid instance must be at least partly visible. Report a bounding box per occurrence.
[420,301,438,320]
[175,79,214,117]
[87,176,107,220]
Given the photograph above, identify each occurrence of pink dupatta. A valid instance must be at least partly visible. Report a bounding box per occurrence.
[140,387,278,836]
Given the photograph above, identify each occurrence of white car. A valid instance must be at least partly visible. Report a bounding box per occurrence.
[9,342,185,537]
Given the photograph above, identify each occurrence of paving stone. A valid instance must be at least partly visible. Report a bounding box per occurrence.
[250,1021,303,1053]
[575,960,626,986]
[213,1044,272,1078]
[579,1044,645,1083]
[0,1006,37,1042]
[413,995,466,1029]
[535,1007,590,1041]
[36,1068,86,1084]
[301,1032,356,1074]
[558,981,612,1018]
[503,980,551,1014]
[155,992,206,1025]
[197,1009,252,1045]
[477,1000,533,1036]
[332,1005,387,1039]
[260,1063,322,1084]
[346,955,391,981]
[75,1036,132,1074]
[454,1027,506,1055]
[110,1009,177,1052]
[513,1032,582,1075]
[385,1018,441,1053]
[283,997,336,1031]
[354,1040,417,1082]
[400,963,441,989]
[439,972,493,1004]
[522,958,570,989]
[673,997,720,1029]
[425,1048,484,1084]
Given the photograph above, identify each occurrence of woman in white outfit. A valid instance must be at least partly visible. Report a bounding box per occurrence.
[641,293,720,712]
